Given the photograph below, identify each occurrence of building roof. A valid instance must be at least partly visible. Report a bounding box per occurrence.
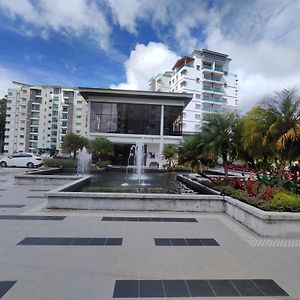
[172,56,195,70]
[190,49,231,62]
[78,87,193,106]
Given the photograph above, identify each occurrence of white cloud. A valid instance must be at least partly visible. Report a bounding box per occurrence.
[0,0,111,50]
[110,42,178,90]
[0,66,26,97]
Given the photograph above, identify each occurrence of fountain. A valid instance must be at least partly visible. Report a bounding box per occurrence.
[125,140,149,186]
[77,146,91,175]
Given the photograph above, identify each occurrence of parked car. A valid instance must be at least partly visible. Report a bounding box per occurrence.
[0,152,43,168]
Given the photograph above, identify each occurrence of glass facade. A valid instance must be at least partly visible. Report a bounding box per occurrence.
[90,102,183,136]
[163,105,183,136]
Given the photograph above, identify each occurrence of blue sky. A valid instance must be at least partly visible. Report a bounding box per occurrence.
[0,0,300,112]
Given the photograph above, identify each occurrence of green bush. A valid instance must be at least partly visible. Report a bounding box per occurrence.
[43,158,77,168]
[264,192,300,212]
[282,180,300,195]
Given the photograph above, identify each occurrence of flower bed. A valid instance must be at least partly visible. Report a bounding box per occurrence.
[203,176,300,212]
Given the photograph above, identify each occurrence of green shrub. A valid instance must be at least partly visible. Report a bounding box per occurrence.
[264,192,300,212]
[282,180,300,195]
[43,158,77,168]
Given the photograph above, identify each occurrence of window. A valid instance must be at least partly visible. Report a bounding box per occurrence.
[195,114,201,120]
[19,135,24,138]
[8,92,12,96]
[76,122,81,126]
[195,94,201,99]
[90,102,162,135]
[76,115,82,119]
[196,65,200,70]
[195,103,201,109]
[20,127,25,131]
[77,100,83,104]
[194,124,201,130]
[7,107,11,111]
[224,83,227,88]
[77,108,82,111]
[53,88,60,94]
[196,78,200,83]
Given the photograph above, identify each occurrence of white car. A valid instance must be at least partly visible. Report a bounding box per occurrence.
[0,152,43,168]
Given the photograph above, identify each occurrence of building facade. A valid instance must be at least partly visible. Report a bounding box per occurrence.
[149,49,238,134]
[79,88,192,168]
[4,82,88,154]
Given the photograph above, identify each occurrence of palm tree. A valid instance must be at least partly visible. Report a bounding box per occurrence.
[88,137,114,165]
[240,107,276,174]
[261,88,300,166]
[162,144,178,169]
[61,133,89,158]
[177,133,215,171]
[201,112,239,178]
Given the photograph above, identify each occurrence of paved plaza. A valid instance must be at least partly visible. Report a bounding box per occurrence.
[0,168,299,299]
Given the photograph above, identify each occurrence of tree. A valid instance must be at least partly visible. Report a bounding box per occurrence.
[260,88,300,165]
[162,144,178,169]
[240,107,276,174]
[177,133,215,171]
[61,133,89,158]
[201,112,239,178]
[88,137,114,164]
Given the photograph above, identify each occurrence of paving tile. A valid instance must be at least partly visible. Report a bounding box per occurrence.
[113,280,138,298]
[17,237,42,245]
[201,238,220,246]
[209,280,240,296]
[231,279,264,296]
[105,238,122,245]
[37,237,59,245]
[54,238,75,245]
[0,215,65,221]
[0,281,16,298]
[170,238,187,246]
[186,280,215,297]
[253,279,289,296]
[185,239,203,246]
[0,204,25,208]
[26,195,46,198]
[71,238,91,245]
[102,216,114,221]
[163,280,190,297]
[88,238,106,245]
[154,238,171,246]
[139,280,165,297]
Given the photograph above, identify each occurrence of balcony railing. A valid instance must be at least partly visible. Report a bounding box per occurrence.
[215,66,224,72]
[202,96,227,103]
[203,75,222,82]
[202,107,225,113]
[203,86,224,93]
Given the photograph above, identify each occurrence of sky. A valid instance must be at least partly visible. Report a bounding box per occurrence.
[0,0,300,113]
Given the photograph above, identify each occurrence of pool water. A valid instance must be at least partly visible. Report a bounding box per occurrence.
[76,171,202,194]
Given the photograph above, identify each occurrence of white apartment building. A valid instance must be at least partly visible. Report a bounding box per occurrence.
[149,71,173,92]
[4,82,88,154]
[149,49,238,134]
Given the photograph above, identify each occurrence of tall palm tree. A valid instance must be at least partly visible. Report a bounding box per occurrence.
[261,88,300,165]
[240,107,276,173]
[201,111,239,178]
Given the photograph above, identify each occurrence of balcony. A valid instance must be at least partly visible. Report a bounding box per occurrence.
[203,86,224,94]
[202,96,227,104]
[203,75,223,84]
[202,106,225,113]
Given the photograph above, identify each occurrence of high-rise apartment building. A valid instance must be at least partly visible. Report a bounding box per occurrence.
[4,82,88,154]
[149,49,238,134]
